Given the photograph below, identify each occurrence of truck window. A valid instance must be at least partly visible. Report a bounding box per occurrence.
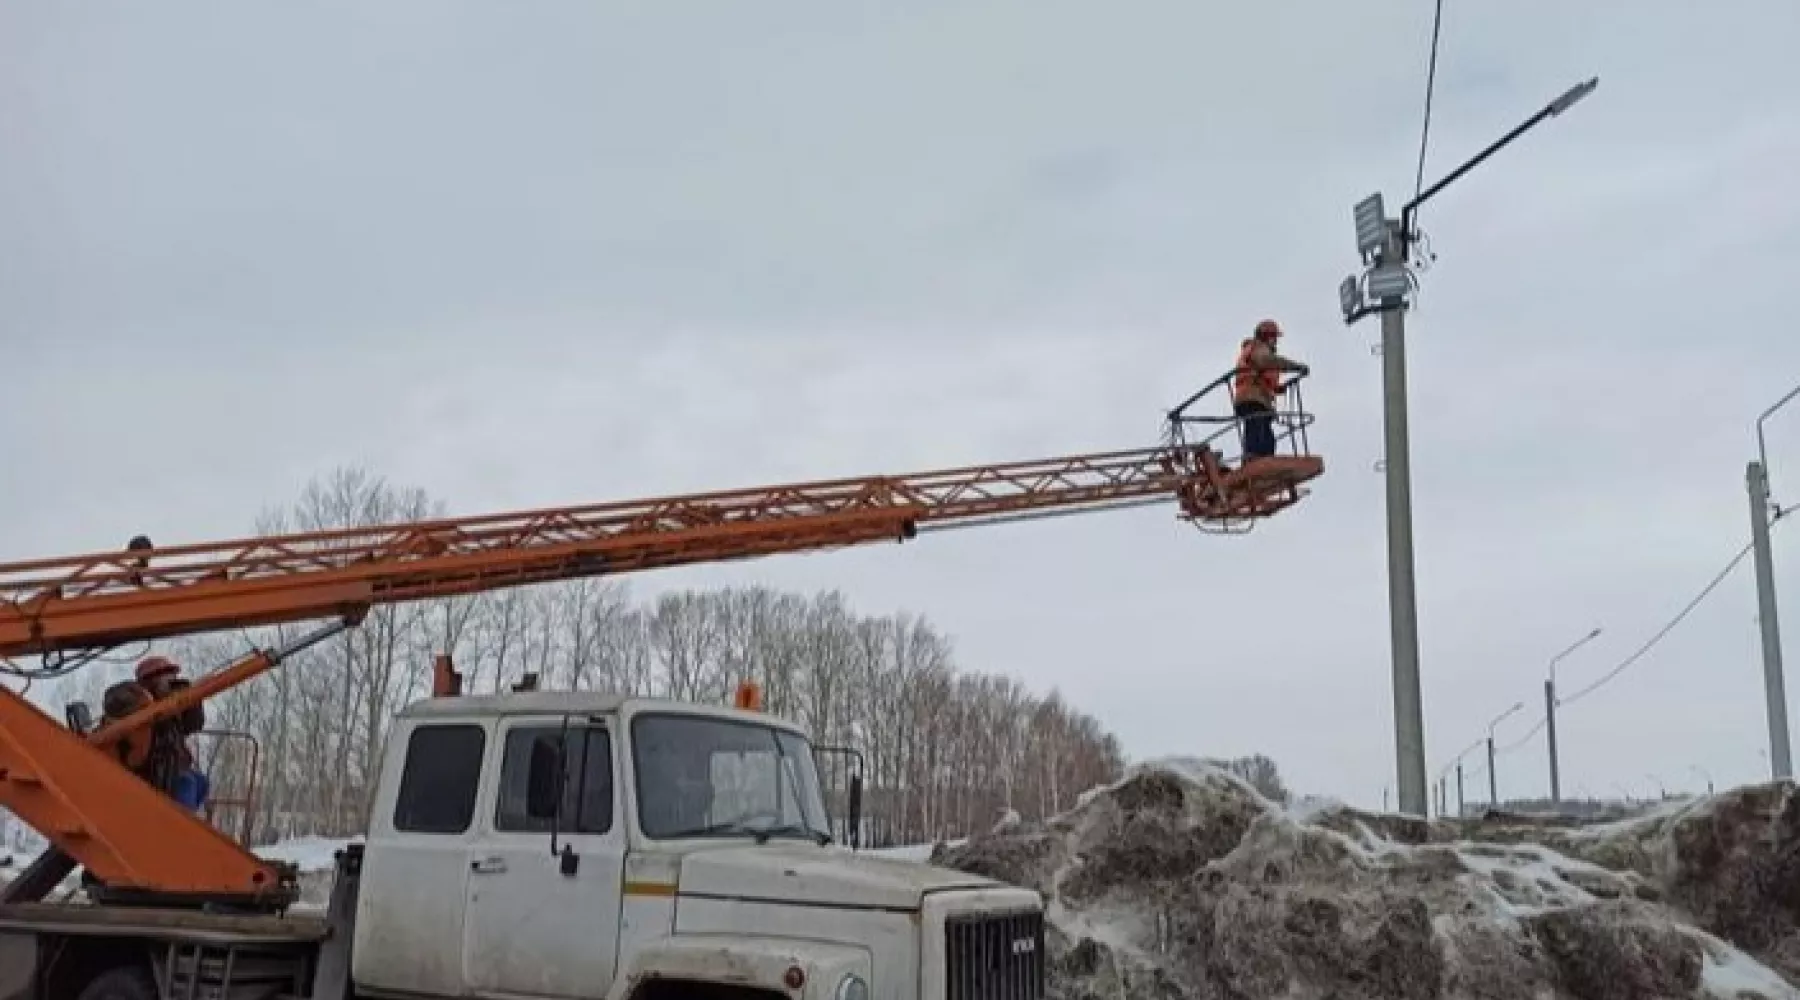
[632,713,830,842]
[392,723,486,834]
[495,724,614,834]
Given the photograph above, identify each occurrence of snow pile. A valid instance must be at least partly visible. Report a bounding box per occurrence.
[929,757,1799,1000]
[1470,780,1800,991]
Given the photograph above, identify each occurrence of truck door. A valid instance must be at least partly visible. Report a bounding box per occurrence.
[463,717,625,999]
[352,719,490,998]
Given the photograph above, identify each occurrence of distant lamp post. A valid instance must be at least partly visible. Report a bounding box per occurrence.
[1440,738,1485,817]
[1749,384,1799,781]
[1545,626,1603,804]
[1340,76,1600,818]
[1690,765,1715,796]
[1486,700,1525,805]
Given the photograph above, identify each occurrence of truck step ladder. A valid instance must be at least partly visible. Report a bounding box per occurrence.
[162,940,313,1000]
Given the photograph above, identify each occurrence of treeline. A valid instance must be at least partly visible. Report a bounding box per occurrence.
[50,467,1125,847]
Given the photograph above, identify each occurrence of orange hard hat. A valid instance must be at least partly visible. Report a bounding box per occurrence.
[1254,319,1283,339]
[136,656,180,684]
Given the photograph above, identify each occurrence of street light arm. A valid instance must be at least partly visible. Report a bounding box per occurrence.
[1438,736,1489,779]
[1755,382,1800,495]
[1400,76,1600,241]
[1487,700,1525,736]
[1548,627,1604,684]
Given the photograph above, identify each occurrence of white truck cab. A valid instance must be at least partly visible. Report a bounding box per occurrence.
[349,690,1046,1000]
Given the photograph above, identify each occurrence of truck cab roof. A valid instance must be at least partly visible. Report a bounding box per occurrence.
[397,690,807,735]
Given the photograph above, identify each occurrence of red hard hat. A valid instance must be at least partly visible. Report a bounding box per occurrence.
[136,656,180,684]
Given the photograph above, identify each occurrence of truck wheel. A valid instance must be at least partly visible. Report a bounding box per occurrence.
[76,966,159,1000]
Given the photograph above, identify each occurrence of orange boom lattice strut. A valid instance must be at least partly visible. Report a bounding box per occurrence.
[0,372,1321,908]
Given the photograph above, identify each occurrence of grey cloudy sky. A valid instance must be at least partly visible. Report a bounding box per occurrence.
[5,0,1799,807]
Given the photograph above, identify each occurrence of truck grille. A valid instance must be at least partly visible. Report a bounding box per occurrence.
[944,909,1046,1000]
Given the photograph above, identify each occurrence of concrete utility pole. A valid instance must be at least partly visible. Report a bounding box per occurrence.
[1380,217,1428,820]
[1486,737,1497,804]
[1747,461,1791,780]
[1751,384,1799,781]
[1486,701,1524,805]
[1439,738,1484,820]
[1543,677,1560,803]
[1544,627,1602,805]
[1339,76,1598,818]
[1342,198,1429,817]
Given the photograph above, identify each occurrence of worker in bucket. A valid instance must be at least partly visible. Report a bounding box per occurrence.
[101,656,210,811]
[1231,319,1309,463]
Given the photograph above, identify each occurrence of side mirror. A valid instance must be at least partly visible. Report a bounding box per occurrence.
[812,744,866,850]
[526,736,564,820]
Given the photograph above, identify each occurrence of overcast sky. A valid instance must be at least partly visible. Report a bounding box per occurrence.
[5,1,1799,809]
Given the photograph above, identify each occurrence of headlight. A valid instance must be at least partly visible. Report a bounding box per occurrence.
[833,973,869,1000]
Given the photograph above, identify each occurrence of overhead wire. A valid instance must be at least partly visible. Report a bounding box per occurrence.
[1497,716,1547,755]
[1561,511,1786,707]
[1474,509,1790,765]
[1411,0,1448,221]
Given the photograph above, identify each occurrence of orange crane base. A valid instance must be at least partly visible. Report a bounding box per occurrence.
[0,683,290,904]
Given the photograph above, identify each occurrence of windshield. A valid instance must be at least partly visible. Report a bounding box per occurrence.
[631,712,833,843]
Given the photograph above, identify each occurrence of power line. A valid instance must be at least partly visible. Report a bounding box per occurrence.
[1450,511,1787,805]
[1561,512,1787,707]
[1411,0,1448,213]
[1498,715,1547,755]
[1472,511,1789,770]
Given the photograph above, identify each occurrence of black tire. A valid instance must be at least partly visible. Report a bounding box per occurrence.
[75,965,159,1000]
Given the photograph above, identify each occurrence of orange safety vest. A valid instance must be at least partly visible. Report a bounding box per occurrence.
[1233,338,1282,403]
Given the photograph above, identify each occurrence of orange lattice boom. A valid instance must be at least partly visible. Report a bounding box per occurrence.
[0,444,1317,661]
[0,377,1320,905]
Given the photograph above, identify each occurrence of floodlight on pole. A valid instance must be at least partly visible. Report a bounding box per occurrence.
[1366,264,1412,303]
[1339,275,1365,318]
[1354,193,1388,259]
[1339,75,1599,819]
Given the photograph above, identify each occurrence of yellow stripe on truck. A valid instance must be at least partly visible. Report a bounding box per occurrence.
[623,881,678,897]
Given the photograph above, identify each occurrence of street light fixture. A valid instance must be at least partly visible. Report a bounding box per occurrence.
[1545,626,1603,804]
[1486,700,1525,805]
[1340,76,1600,818]
[1749,384,1799,781]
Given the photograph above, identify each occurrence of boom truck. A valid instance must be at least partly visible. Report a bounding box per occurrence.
[0,374,1319,1000]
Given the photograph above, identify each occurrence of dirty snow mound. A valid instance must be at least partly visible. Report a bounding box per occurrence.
[930,758,1798,1000]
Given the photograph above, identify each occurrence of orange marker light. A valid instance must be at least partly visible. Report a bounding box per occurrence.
[733,680,763,711]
